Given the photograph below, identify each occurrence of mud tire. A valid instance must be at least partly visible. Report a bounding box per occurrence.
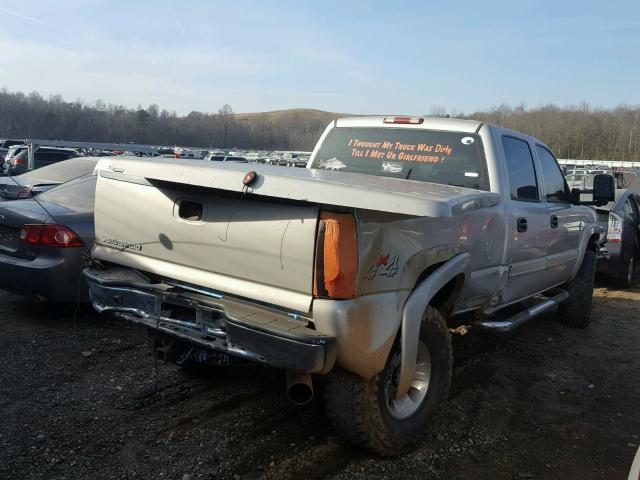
[323,306,452,456]
[558,249,596,328]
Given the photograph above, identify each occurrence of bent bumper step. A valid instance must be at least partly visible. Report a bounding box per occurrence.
[475,289,569,334]
[84,267,337,373]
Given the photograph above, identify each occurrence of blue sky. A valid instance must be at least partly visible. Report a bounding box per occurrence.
[0,0,639,115]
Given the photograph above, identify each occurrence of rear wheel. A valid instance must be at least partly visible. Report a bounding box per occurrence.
[558,249,596,328]
[324,306,452,456]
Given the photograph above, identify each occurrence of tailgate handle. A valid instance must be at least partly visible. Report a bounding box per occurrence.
[178,200,203,221]
[550,215,559,228]
[517,217,528,233]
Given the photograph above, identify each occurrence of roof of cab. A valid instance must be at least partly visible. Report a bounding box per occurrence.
[332,116,552,151]
[334,116,484,133]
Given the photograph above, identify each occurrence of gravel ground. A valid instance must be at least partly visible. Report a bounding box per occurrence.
[1,281,639,480]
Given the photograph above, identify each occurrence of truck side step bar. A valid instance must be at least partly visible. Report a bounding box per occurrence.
[475,289,569,334]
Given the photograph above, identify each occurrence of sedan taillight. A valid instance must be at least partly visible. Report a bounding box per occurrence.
[607,212,623,243]
[19,224,84,247]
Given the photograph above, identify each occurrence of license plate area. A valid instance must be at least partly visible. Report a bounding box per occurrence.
[0,226,19,252]
[160,296,226,339]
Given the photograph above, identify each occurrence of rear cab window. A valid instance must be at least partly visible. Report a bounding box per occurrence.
[310,127,489,190]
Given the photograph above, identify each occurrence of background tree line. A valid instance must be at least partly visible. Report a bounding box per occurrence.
[1,87,639,160]
[461,103,640,161]
[0,88,327,151]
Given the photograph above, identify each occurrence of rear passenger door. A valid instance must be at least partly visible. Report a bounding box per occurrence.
[535,145,583,284]
[501,136,551,303]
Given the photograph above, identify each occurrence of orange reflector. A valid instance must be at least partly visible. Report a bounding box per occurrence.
[313,212,358,299]
[383,116,424,125]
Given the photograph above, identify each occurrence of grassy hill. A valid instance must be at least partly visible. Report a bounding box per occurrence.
[234,108,350,125]
[231,108,352,150]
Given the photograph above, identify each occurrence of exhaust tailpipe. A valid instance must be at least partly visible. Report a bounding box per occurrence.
[286,371,314,405]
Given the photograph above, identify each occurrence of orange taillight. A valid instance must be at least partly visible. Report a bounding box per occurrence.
[313,212,358,299]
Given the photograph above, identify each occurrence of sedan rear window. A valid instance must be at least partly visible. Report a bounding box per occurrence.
[38,174,96,210]
[311,127,488,190]
[19,157,98,183]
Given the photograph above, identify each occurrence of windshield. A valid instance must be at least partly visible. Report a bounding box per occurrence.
[311,127,489,190]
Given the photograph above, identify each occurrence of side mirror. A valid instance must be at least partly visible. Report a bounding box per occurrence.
[593,174,615,206]
[570,188,581,204]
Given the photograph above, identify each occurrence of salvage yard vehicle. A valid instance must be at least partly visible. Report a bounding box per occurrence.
[0,157,98,201]
[83,116,614,456]
[596,189,640,288]
[0,139,25,162]
[2,145,81,176]
[0,174,96,302]
[204,154,249,163]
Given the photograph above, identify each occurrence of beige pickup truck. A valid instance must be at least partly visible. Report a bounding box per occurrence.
[84,116,613,455]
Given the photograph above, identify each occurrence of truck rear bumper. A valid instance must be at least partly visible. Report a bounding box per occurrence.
[83,267,337,374]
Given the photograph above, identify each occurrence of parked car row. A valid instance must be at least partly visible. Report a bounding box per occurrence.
[203,154,248,163]
[2,145,82,175]
[0,137,313,176]
[0,157,98,200]
[0,138,26,162]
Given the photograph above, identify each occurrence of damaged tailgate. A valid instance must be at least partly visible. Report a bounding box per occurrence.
[92,164,319,313]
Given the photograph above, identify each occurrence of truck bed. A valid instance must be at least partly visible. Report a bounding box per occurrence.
[96,158,501,218]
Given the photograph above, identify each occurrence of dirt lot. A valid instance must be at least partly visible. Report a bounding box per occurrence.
[1,281,639,480]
